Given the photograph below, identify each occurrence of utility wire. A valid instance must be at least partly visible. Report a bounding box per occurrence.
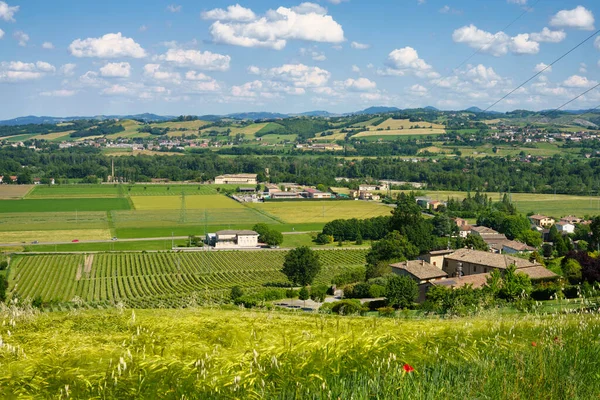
[483,28,600,112]
[551,82,600,113]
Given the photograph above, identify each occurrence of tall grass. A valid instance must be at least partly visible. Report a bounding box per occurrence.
[0,304,598,399]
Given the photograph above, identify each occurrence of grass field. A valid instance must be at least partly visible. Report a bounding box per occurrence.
[26,184,122,198]
[0,211,109,231]
[400,190,600,218]
[0,185,33,199]
[8,250,368,305]
[367,118,445,131]
[25,239,190,252]
[0,198,130,213]
[355,128,446,137]
[0,308,597,398]
[31,130,76,141]
[249,200,393,224]
[131,195,244,210]
[126,184,252,196]
[0,229,111,243]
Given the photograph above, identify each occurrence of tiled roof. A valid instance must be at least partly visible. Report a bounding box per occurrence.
[390,260,448,280]
[445,248,540,269]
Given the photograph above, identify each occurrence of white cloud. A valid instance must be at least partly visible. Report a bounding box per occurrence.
[529,27,566,43]
[40,89,76,97]
[185,71,213,81]
[143,64,182,84]
[60,63,77,76]
[0,61,55,82]
[453,24,542,56]
[408,84,428,96]
[249,64,330,88]
[139,25,148,32]
[326,0,348,4]
[292,3,327,15]
[188,80,221,93]
[337,77,377,92]
[352,65,360,73]
[202,4,256,22]
[78,71,106,87]
[0,29,4,40]
[439,5,462,15]
[507,0,527,4]
[464,64,502,88]
[167,4,182,13]
[533,63,551,73]
[595,37,600,50]
[158,48,231,71]
[102,84,132,96]
[299,48,326,61]
[0,1,19,22]
[231,80,263,98]
[563,75,597,88]
[382,46,439,78]
[351,41,370,50]
[100,62,131,78]
[13,30,29,47]
[550,6,595,31]
[69,33,147,58]
[580,63,588,74]
[208,4,344,50]
[42,42,54,49]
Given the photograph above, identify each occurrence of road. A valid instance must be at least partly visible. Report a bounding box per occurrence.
[0,231,314,247]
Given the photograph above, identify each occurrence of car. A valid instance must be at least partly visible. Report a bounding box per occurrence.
[72,239,79,243]
[111,237,118,241]
[31,240,39,244]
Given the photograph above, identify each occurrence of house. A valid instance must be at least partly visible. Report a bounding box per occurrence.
[358,191,380,201]
[420,249,455,269]
[33,178,41,185]
[432,265,558,290]
[270,191,302,200]
[205,230,259,249]
[443,248,545,277]
[390,260,448,302]
[416,197,431,209]
[529,214,555,228]
[453,218,470,228]
[560,215,582,224]
[0,176,3,183]
[556,221,575,234]
[304,188,332,199]
[265,184,280,194]
[358,183,389,192]
[428,200,445,210]
[10,176,17,183]
[502,240,535,254]
[470,226,508,251]
[458,225,473,238]
[214,174,258,185]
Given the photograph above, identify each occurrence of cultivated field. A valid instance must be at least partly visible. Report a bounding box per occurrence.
[249,200,393,224]
[126,184,252,196]
[26,184,122,198]
[0,308,597,398]
[0,198,130,213]
[0,185,33,199]
[130,195,244,210]
[354,128,445,137]
[8,250,368,305]
[368,118,445,131]
[0,229,111,244]
[0,211,109,231]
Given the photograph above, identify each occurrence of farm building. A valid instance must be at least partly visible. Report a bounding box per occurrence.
[304,188,332,199]
[529,215,555,228]
[390,260,448,302]
[358,183,389,192]
[501,240,535,254]
[442,248,550,278]
[205,230,259,249]
[214,174,258,185]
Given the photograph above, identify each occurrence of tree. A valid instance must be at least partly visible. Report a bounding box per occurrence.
[230,286,244,302]
[591,216,600,248]
[432,214,458,237]
[282,246,322,286]
[366,260,392,280]
[0,275,7,303]
[263,230,284,247]
[500,215,531,240]
[298,286,309,306]
[315,233,333,245]
[562,259,582,283]
[498,265,532,301]
[385,275,418,309]
[548,225,560,243]
[555,236,570,257]
[518,230,543,248]
[390,192,433,253]
[462,234,488,251]
[355,232,363,245]
[309,285,328,302]
[366,231,419,270]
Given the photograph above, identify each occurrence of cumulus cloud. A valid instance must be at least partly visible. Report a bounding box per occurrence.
[143,64,182,84]
[185,71,213,81]
[100,62,131,78]
[352,65,360,73]
[167,4,182,13]
[41,42,54,49]
[351,41,370,50]
[408,84,428,96]
[453,24,543,56]
[40,89,76,97]
[207,4,344,50]
[336,77,377,92]
[13,30,29,46]
[102,84,132,96]
[248,64,330,88]
[550,6,595,31]
[299,48,326,61]
[158,48,231,71]
[60,63,77,76]
[529,27,566,43]
[381,46,439,78]
[439,5,462,15]
[202,4,256,21]
[533,63,551,73]
[78,71,106,87]
[69,33,147,58]
[563,75,598,88]
[0,1,19,22]
[0,61,55,82]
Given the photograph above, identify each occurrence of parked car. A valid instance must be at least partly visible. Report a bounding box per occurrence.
[31,240,39,244]
[111,237,118,241]
[72,239,79,243]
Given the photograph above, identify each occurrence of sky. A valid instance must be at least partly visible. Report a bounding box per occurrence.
[0,0,600,119]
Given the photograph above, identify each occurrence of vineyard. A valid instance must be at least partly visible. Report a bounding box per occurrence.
[8,250,368,307]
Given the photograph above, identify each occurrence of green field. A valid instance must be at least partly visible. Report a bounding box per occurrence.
[0,198,131,213]
[25,239,190,252]
[126,184,253,196]
[8,250,368,306]
[131,195,244,210]
[26,184,122,198]
[0,308,597,398]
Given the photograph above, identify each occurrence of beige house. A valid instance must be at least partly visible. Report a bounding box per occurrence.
[443,248,545,277]
[529,215,555,228]
[214,174,258,185]
[390,260,448,302]
[421,249,454,269]
[206,230,259,249]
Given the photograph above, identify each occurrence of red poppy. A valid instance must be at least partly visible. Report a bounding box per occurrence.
[403,363,415,373]
[553,336,560,343]
[531,341,537,347]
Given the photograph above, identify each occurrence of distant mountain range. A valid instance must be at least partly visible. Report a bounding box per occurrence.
[2,106,599,126]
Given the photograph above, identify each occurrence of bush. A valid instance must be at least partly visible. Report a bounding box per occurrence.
[331,266,366,286]
[385,275,418,309]
[233,288,289,308]
[330,299,367,315]
[378,307,396,317]
[310,285,328,302]
[0,260,8,270]
[365,299,388,311]
[230,286,244,301]
[315,233,334,245]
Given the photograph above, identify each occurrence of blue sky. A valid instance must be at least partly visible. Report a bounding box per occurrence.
[0,0,599,118]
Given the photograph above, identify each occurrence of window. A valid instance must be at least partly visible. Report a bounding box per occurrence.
[474,266,477,273]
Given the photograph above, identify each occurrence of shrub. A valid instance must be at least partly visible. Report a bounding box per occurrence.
[378,307,396,317]
[366,299,388,311]
[331,299,367,315]
[385,275,418,309]
[230,286,244,302]
[315,233,334,245]
[310,285,328,302]
[0,261,8,270]
[331,266,366,286]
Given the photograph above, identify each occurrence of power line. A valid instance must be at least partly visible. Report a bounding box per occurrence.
[550,82,600,113]
[483,28,600,112]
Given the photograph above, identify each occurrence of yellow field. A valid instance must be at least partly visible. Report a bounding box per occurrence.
[32,131,75,141]
[0,185,34,199]
[483,119,503,124]
[249,200,393,223]
[131,195,244,210]
[354,128,445,137]
[155,120,210,130]
[106,120,147,139]
[368,118,445,131]
[0,229,111,243]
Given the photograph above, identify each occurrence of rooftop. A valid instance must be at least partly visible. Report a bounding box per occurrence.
[216,230,259,236]
[529,214,551,220]
[390,260,448,280]
[216,174,258,178]
[471,226,500,235]
[445,248,541,270]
